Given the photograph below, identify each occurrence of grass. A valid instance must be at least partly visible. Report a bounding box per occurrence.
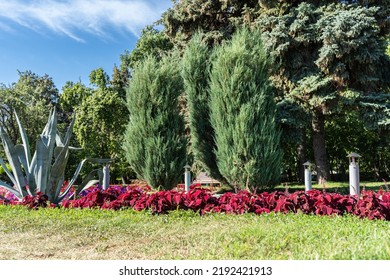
[0,205,389,260]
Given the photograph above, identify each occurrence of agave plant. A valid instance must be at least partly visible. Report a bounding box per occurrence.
[0,109,97,204]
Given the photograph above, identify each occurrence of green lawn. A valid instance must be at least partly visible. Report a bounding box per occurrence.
[0,205,389,260]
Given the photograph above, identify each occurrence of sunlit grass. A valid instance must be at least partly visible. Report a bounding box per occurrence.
[0,206,389,260]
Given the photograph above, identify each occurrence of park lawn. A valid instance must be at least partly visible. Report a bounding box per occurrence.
[0,205,389,260]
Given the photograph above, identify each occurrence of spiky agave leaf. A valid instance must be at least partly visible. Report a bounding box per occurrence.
[0,156,17,189]
[0,180,22,198]
[15,111,36,194]
[48,146,69,203]
[47,117,76,202]
[0,127,27,197]
[14,144,33,196]
[57,158,89,202]
[34,110,57,195]
[14,111,32,169]
[77,168,103,193]
[0,109,100,204]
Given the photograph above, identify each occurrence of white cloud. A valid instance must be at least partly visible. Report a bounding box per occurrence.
[0,0,171,42]
[0,21,14,32]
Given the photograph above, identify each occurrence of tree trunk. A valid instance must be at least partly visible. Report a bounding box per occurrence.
[297,127,307,183]
[312,111,330,182]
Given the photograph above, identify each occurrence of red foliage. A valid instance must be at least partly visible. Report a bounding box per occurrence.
[215,191,255,214]
[354,190,390,220]
[11,192,57,209]
[1,185,390,221]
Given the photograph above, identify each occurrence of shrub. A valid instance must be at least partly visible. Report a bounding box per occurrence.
[0,110,97,204]
[209,27,282,190]
[182,33,226,184]
[123,55,187,190]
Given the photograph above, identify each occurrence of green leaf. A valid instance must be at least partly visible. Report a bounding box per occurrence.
[14,111,32,169]
[34,110,57,194]
[63,114,76,144]
[48,146,69,203]
[0,127,27,196]
[15,144,32,196]
[0,180,22,198]
[15,145,28,176]
[27,153,37,194]
[57,158,89,202]
[49,117,76,202]
[77,169,103,193]
[0,156,16,187]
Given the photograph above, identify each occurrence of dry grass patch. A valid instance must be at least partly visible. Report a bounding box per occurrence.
[0,206,389,260]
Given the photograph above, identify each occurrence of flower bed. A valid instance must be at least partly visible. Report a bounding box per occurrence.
[1,185,390,221]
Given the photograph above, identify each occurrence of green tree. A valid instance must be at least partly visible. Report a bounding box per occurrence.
[117,26,174,104]
[0,71,57,145]
[182,33,227,183]
[71,69,131,183]
[325,111,390,180]
[58,81,92,124]
[209,28,282,190]
[162,0,260,46]
[158,0,390,182]
[120,26,173,70]
[276,100,310,182]
[258,3,390,180]
[14,70,59,105]
[123,55,187,189]
[57,81,93,182]
[89,68,110,89]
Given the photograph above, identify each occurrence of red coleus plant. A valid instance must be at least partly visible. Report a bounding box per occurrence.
[354,190,390,220]
[216,191,256,214]
[2,184,390,221]
[12,192,57,209]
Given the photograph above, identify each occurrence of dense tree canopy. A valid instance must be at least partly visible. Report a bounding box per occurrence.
[159,0,390,182]
[258,2,390,180]
[120,26,174,70]
[67,68,131,182]
[0,71,57,146]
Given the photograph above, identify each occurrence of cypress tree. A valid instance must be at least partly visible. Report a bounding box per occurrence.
[209,28,282,190]
[181,33,227,183]
[123,55,187,190]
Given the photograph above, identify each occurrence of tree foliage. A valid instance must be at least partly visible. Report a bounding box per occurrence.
[159,0,390,181]
[182,33,227,183]
[69,68,130,182]
[209,28,282,190]
[258,2,390,180]
[59,81,92,122]
[123,55,187,189]
[162,0,260,46]
[0,71,57,146]
[120,26,173,70]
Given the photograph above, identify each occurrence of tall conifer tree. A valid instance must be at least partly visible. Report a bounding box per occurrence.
[182,33,227,183]
[209,28,282,190]
[123,55,187,189]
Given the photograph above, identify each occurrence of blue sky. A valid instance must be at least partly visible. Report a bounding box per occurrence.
[0,0,172,90]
